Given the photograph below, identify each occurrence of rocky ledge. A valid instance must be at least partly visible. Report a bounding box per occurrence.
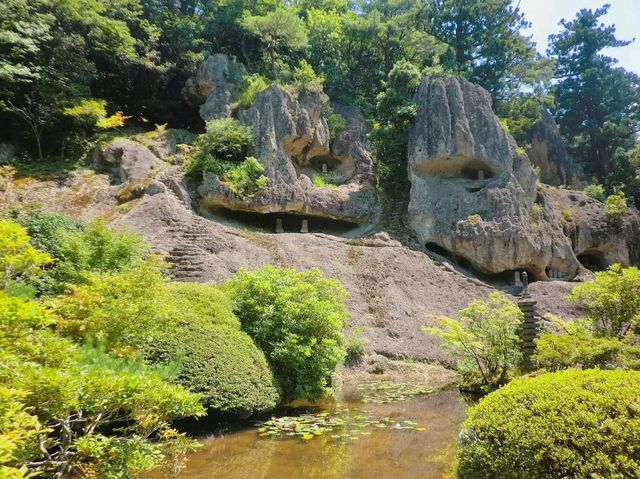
[196,80,380,235]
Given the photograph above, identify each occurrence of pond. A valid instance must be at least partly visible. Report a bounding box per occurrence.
[153,385,470,479]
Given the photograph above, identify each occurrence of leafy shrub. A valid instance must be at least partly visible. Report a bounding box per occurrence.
[584,182,606,201]
[52,262,167,355]
[561,208,574,220]
[292,59,325,93]
[54,271,279,414]
[14,210,148,294]
[605,191,628,219]
[0,291,203,478]
[322,103,347,140]
[237,74,270,108]
[456,369,640,479]
[187,118,254,177]
[568,264,640,338]
[63,98,128,131]
[144,282,280,414]
[312,174,336,189]
[0,219,52,289]
[529,202,544,226]
[224,266,350,401]
[534,316,633,371]
[424,293,523,389]
[345,326,367,365]
[225,156,268,198]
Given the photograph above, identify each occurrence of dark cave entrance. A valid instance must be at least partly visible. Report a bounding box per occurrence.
[577,250,609,272]
[425,242,538,286]
[207,207,361,236]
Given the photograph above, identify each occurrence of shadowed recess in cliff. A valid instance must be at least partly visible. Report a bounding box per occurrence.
[424,242,539,286]
[204,206,361,236]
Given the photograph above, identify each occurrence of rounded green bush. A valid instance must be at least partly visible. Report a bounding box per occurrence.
[145,282,280,415]
[457,369,640,479]
[225,266,349,402]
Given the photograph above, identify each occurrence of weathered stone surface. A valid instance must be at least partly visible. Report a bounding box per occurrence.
[526,110,576,187]
[93,140,160,184]
[408,76,578,281]
[197,85,380,230]
[137,129,195,160]
[182,54,245,122]
[541,186,640,270]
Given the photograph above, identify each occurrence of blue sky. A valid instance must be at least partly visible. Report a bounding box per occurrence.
[519,0,640,74]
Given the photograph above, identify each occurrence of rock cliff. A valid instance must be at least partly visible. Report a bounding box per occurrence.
[526,110,576,187]
[182,53,245,122]
[407,76,579,281]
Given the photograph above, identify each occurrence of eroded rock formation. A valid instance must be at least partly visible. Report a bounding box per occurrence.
[197,84,380,233]
[407,76,579,281]
[182,53,245,122]
[92,139,161,184]
[526,110,576,187]
[541,186,640,271]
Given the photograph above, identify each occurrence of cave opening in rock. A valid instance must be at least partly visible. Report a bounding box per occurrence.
[425,242,538,286]
[414,156,497,180]
[296,154,356,185]
[577,250,608,272]
[206,206,360,236]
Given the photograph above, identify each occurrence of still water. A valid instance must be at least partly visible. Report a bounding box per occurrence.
[157,387,469,479]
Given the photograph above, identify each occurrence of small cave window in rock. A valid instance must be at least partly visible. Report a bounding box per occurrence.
[208,207,359,236]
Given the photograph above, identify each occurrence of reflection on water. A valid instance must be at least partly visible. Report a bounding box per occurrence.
[152,388,468,479]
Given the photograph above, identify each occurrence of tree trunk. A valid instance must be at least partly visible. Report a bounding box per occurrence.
[33,127,44,161]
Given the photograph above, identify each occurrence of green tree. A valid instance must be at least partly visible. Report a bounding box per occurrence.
[424,292,523,389]
[224,266,349,401]
[548,5,640,182]
[240,8,309,79]
[423,0,540,101]
[568,264,640,339]
[187,117,255,178]
[370,60,421,193]
[52,266,280,414]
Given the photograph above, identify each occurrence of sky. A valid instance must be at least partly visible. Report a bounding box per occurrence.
[519,0,640,74]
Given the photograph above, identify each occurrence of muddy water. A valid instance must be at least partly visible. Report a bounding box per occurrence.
[158,388,469,479]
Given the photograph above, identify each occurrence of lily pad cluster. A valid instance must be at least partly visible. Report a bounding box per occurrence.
[357,381,433,404]
[257,408,426,442]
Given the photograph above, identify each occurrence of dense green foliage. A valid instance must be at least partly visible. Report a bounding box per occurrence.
[605,192,629,219]
[568,264,640,339]
[1,216,355,475]
[371,60,421,192]
[53,265,281,414]
[225,266,349,401]
[456,369,640,478]
[224,156,268,198]
[534,316,640,371]
[0,246,204,478]
[144,282,280,414]
[187,117,255,178]
[0,218,52,289]
[424,293,523,389]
